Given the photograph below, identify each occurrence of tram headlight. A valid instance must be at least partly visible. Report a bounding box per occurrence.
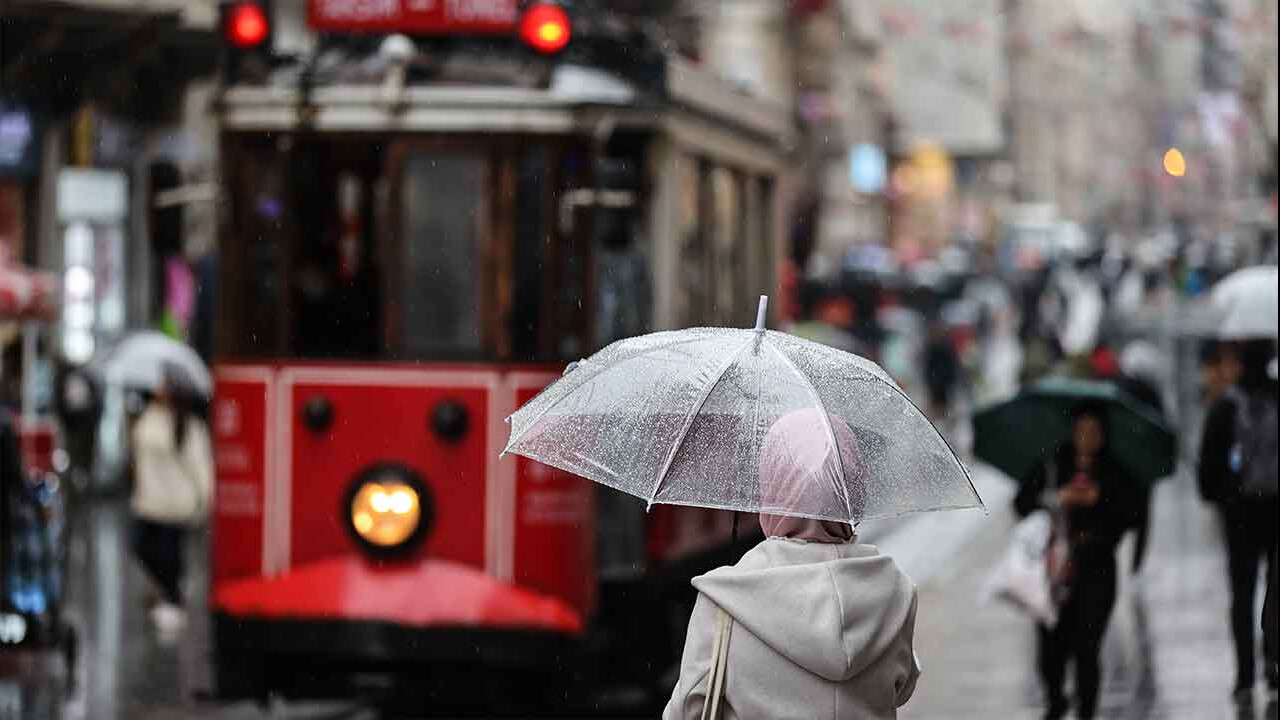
[344,465,432,555]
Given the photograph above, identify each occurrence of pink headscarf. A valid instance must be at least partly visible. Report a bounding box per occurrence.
[758,408,867,543]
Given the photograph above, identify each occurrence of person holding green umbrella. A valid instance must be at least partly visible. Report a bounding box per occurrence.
[1011,400,1142,720]
[973,376,1178,490]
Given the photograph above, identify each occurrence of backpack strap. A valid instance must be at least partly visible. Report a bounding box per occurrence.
[700,607,733,720]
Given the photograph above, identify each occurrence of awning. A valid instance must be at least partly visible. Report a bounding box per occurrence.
[0,263,58,321]
[2,1,217,122]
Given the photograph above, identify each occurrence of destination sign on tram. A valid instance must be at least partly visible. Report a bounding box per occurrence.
[308,0,518,34]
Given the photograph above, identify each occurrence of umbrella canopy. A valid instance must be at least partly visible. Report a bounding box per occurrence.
[504,299,982,524]
[1212,265,1277,340]
[95,331,211,396]
[972,376,1176,488]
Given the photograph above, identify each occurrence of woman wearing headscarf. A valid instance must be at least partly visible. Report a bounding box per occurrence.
[1014,401,1140,720]
[663,408,921,719]
[129,364,214,637]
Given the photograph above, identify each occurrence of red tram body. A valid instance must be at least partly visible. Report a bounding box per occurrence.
[208,1,793,709]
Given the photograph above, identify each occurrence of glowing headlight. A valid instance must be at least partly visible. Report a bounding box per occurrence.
[349,480,421,548]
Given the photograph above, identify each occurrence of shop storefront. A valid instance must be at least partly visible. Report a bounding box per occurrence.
[3,2,216,490]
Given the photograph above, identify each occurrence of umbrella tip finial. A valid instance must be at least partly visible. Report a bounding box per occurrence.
[755,295,769,332]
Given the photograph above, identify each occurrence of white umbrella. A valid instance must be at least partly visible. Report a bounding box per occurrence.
[503,297,981,523]
[1119,340,1168,385]
[1213,265,1278,340]
[1058,273,1104,355]
[96,331,212,396]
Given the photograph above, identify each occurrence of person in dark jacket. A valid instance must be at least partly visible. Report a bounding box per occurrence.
[1198,339,1279,704]
[53,362,102,491]
[1199,340,1242,406]
[1014,401,1141,720]
[924,323,960,420]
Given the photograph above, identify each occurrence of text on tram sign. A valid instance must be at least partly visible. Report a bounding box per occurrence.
[309,0,518,33]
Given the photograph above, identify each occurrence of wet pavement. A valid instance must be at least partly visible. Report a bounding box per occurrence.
[898,466,1277,720]
[0,460,1273,718]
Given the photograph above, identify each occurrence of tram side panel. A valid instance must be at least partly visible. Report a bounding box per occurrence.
[211,370,271,582]
[510,376,596,622]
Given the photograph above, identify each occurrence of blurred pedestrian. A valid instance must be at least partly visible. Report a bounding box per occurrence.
[663,410,919,719]
[128,364,213,638]
[53,361,102,492]
[1014,401,1140,720]
[789,282,862,355]
[1197,339,1278,706]
[924,323,960,420]
[1199,340,1242,406]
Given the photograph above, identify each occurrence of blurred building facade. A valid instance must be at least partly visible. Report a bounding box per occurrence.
[775,0,1278,280]
[787,0,892,277]
[2,0,219,365]
[3,0,218,489]
[1006,0,1277,259]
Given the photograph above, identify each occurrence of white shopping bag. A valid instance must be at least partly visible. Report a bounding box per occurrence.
[983,510,1058,625]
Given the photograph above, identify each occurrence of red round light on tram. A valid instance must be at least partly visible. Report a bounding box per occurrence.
[519,3,571,54]
[227,2,269,49]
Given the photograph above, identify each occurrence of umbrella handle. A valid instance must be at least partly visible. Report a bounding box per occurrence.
[755,295,768,332]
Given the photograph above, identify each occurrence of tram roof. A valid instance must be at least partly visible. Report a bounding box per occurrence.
[219,55,794,152]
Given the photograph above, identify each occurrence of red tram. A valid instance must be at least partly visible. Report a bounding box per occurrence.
[208,0,794,710]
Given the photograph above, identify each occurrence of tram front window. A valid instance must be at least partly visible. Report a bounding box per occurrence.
[222,135,588,362]
[397,152,484,358]
[290,149,382,358]
[222,136,384,359]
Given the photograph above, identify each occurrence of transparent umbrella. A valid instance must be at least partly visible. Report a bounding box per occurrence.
[94,331,212,396]
[503,297,982,524]
[1212,265,1277,340]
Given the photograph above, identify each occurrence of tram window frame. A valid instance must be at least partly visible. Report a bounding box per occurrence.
[511,146,549,362]
[755,175,777,310]
[709,165,746,327]
[218,133,297,358]
[674,156,764,329]
[675,156,724,328]
[218,133,388,361]
[386,142,492,361]
[737,172,775,317]
[217,133,595,364]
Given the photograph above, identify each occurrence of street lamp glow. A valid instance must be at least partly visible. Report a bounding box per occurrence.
[1162,148,1186,177]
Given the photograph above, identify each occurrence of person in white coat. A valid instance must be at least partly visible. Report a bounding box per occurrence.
[129,365,213,636]
[663,409,921,720]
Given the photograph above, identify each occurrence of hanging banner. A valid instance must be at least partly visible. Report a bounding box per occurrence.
[308,0,518,34]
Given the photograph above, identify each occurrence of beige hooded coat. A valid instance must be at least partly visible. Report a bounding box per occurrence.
[662,538,920,719]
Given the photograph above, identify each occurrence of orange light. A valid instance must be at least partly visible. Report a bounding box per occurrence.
[227,2,269,49]
[349,481,421,548]
[520,3,571,54]
[1163,147,1186,177]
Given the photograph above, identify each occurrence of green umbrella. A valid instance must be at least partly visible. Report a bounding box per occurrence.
[972,376,1177,487]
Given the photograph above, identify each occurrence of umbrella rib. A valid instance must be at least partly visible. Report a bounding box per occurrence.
[764,342,853,524]
[645,334,755,509]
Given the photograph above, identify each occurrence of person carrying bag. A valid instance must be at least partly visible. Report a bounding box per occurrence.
[129,365,213,637]
[1011,401,1139,720]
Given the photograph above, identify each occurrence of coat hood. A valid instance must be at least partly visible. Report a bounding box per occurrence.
[692,538,916,683]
